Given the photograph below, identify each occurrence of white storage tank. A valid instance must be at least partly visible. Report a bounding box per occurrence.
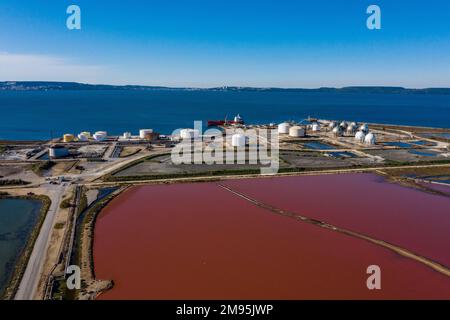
[49,145,69,158]
[332,126,343,137]
[77,133,89,141]
[364,132,376,145]
[340,121,348,129]
[93,131,107,141]
[180,129,200,140]
[346,124,356,134]
[355,131,365,143]
[328,121,337,129]
[231,134,246,147]
[289,126,306,137]
[278,122,291,134]
[360,124,369,133]
[122,132,131,139]
[139,129,153,139]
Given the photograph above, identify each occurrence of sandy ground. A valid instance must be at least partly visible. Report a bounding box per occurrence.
[85,189,99,207]
[34,186,74,299]
[13,183,70,300]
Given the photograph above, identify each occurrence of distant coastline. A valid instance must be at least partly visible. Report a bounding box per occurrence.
[1,81,450,95]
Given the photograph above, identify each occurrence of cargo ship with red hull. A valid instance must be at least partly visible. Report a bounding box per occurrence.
[207,114,244,127]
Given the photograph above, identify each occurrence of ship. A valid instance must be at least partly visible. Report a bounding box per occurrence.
[207,114,244,127]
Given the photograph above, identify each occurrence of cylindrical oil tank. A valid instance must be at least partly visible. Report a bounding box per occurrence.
[278,122,291,134]
[231,134,246,147]
[289,126,305,137]
[93,131,107,141]
[63,134,74,143]
[346,124,356,134]
[139,129,154,139]
[355,131,365,143]
[77,133,89,141]
[360,124,369,133]
[180,129,200,140]
[123,132,131,139]
[49,145,69,158]
[364,132,376,145]
[332,126,343,136]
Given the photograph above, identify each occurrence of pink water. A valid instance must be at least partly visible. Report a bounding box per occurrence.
[223,173,450,267]
[94,174,450,299]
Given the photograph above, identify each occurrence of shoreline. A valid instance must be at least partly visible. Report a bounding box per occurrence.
[0,194,51,300]
[1,121,449,144]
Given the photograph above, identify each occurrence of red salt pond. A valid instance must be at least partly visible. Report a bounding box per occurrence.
[223,173,450,267]
[94,175,450,300]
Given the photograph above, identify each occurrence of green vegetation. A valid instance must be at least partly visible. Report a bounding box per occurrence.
[51,276,79,300]
[87,158,106,162]
[31,160,55,175]
[59,197,73,209]
[54,222,65,230]
[77,191,88,215]
[65,188,120,299]
[119,147,142,158]
[0,179,30,186]
[383,159,450,167]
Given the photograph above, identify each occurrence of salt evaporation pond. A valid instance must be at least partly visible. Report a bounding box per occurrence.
[0,198,42,296]
[94,174,450,299]
[223,173,450,267]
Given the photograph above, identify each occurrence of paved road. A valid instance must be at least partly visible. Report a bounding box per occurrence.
[15,184,68,300]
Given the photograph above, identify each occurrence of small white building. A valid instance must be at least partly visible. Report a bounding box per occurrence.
[311,123,320,132]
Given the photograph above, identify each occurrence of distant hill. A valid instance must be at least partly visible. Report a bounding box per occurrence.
[1,81,450,94]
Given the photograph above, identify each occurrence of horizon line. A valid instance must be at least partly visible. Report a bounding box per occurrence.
[2,80,450,91]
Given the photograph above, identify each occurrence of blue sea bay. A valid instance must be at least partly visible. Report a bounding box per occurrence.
[0,90,449,140]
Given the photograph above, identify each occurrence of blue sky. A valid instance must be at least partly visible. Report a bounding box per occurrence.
[0,0,449,87]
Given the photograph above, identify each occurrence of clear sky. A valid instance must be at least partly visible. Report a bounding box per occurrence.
[0,0,449,88]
